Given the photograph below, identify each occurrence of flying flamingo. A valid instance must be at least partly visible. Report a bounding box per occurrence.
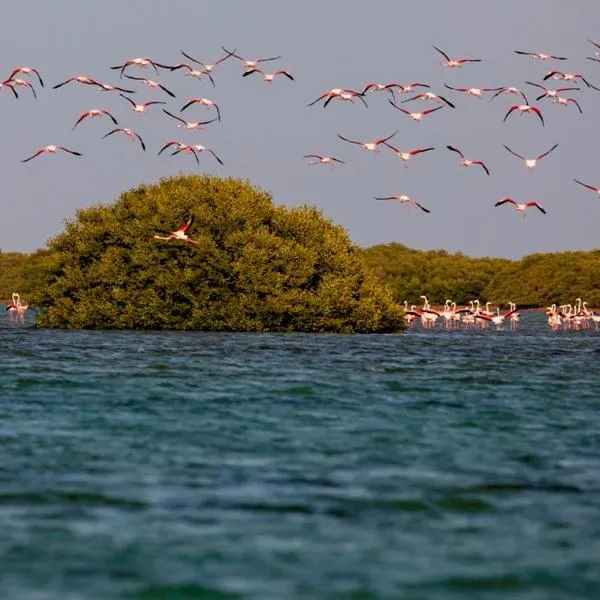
[543,71,600,90]
[494,198,546,216]
[154,216,199,244]
[388,100,444,121]
[0,81,19,98]
[52,75,99,89]
[337,131,397,152]
[124,75,175,97]
[303,155,345,168]
[401,91,455,108]
[502,143,558,172]
[443,84,501,98]
[102,128,146,151]
[446,146,490,175]
[168,63,216,85]
[95,82,136,93]
[110,57,174,78]
[242,68,294,82]
[171,144,223,165]
[222,47,281,71]
[72,109,119,130]
[374,195,430,213]
[432,46,482,68]
[382,142,435,167]
[2,78,37,99]
[7,67,44,87]
[308,88,367,108]
[553,96,583,113]
[158,141,197,163]
[119,93,166,113]
[573,179,600,198]
[514,50,567,61]
[489,86,528,103]
[175,48,236,83]
[180,97,221,121]
[503,103,544,125]
[21,145,82,162]
[525,81,580,101]
[162,109,218,130]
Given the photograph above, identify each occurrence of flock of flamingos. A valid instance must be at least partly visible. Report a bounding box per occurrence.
[3,40,600,329]
[402,296,600,332]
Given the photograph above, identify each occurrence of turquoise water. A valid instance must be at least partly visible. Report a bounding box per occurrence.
[1,312,600,599]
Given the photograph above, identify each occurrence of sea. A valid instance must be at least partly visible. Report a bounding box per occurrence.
[1,310,599,599]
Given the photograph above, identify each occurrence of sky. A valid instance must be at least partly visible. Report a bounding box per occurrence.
[1,1,599,259]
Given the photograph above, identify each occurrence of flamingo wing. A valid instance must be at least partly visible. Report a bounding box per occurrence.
[503,145,525,160]
[536,143,558,160]
[178,215,195,233]
[526,202,546,214]
[494,197,518,208]
[473,160,490,175]
[573,179,600,192]
[337,134,362,145]
[432,45,451,61]
[446,145,464,158]
[21,148,46,162]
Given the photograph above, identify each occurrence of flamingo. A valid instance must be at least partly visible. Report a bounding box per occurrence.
[102,128,146,151]
[502,143,558,172]
[525,81,580,101]
[573,179,600,197]
[110,57,174,78]
[489,86,528,103]
[443,84,501,98]
[543,71,600,90]
[180,48,236,73]
[242,68,294,82]
[172,144,223,165]
[21,145,81,162]
[503,103,544,126]
[52,75,99,89]
[0,81,19,98]
[7,67,44,87]
[337,131,397,152]
[432,46,482,68]
[382,142,434,167]
[162,109,218,130]
[168,63,216,86]
[180,97,221,121]
[6,293,28,323]
[388,100,444,121]
[124,75,175,97]
[553,96,583,113]
[303,155,345,168]
[95,82,136,93]
[396,82,432,94]
[374,195,431,213]
[158,141,197,163]
[494,198,546,216]
[446,146,490,175]
[401,91,455,108]
[72,109,119,130]
[154,216,199,244]
[308,88,367,108]
[514,50,567,61]
[119,93,165,113]
[2,78,37,99]
[222,47,281,71]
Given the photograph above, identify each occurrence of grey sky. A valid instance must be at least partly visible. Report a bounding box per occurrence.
[1,1,598,258]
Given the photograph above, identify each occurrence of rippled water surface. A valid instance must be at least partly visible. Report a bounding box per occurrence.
[1,312,599,599]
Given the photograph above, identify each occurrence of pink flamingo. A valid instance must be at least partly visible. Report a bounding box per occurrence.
[503,143,558,172]
[503,103,544,126]
[154,216,199,245]
[110,57,174,78]
[180,97,221,121]
[374,195,430,213]
[383,142,434,167]
[124,75,175,97]
[494,198,546,216]
[7,66,44,87]
[489,86,528,103]
[514,50,567,61]
[433,46,482,68]
[72,109,119,129]
[388,100,444,121]
[443,84,501,98]
[401,91,455,108]
[162,109,217,130]
[446,145,490,175]
[119,93,166,113]
[242,68,294,82]
[337,131,397,152]
[102,128,146,151]
[22,145,81,162]
[303,155,345,168]
[308,88,367,108]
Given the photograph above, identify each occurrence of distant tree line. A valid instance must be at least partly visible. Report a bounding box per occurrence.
[2,218,600,318]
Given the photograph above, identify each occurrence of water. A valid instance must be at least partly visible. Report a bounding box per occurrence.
[1,311,599,599]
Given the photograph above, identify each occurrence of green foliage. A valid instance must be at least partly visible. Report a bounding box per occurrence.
[360,243,600,308]
[28,174,405,332]
[0,251,29,301]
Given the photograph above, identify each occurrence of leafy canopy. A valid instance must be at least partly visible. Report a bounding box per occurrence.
[29,174,405,332]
